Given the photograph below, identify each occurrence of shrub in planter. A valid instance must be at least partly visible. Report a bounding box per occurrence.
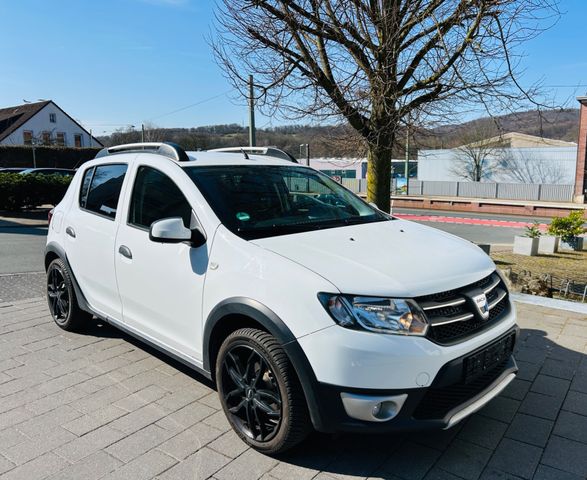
[0,173,71,211]
[548,211,586,251]
[513,222,540,256]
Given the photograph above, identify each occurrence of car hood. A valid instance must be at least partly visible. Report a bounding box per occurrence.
[252,219,495,297]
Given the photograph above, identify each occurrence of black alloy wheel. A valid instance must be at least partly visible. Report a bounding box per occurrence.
[47,262,71,324]
[221,344,282,442]
[216,328,311,454]
[46,258,91,331]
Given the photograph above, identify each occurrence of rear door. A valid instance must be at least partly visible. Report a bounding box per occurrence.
[64,162,128,320]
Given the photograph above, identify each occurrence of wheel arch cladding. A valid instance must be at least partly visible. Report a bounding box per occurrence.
[204,297,328,431]
[44,242,91,313]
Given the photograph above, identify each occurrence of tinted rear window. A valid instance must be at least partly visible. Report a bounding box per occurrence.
[84,164,127,219]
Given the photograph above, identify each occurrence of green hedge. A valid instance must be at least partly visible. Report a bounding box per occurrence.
[0,145,101,169]
[0,173,72,211]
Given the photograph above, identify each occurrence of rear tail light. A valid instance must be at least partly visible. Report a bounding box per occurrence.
[48,208,54,226]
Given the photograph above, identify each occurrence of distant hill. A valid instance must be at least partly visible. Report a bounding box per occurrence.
[421,108,579,149]
[97,108,580,159]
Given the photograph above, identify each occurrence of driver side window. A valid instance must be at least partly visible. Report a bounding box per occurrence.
[129,166,192,229]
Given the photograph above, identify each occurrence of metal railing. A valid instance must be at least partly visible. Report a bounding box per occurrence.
[340,178,574,202]
[407,180,574,202]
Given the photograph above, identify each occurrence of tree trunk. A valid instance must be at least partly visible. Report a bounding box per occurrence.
[366,140,394,213]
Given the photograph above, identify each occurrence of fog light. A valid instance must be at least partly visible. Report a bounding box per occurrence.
[341,393,408,422]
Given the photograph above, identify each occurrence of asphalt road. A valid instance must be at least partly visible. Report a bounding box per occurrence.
[0,225,47,274]
[414,221,525,245]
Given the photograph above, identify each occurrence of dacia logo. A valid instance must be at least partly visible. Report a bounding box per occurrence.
[472,293,490,320]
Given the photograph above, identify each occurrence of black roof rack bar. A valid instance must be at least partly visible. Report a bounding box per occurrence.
[95,142,190,162]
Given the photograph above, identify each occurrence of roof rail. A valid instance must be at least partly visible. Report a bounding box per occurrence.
[208,146,298,163]
[95,142,190,162]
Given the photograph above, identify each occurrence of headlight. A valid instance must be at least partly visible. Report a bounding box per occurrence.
[318,293,428,336]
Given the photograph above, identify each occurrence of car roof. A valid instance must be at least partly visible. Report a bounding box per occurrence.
[87,150,303,168]
[21,168,74,173]
[91,143,304,169]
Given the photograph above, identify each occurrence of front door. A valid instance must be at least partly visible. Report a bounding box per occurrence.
[114,165,208,362]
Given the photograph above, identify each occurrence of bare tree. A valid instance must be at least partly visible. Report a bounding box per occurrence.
[499,149,567,184]
[212,0,559,211]
[142,122,166,142]
[449,121,503,181]
[107,127,141,147]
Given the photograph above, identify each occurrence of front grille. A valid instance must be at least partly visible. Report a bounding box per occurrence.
[412,356,510,419]
[417,272,509,345]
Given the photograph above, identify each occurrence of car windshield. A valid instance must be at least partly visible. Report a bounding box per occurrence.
[184,165,389,240]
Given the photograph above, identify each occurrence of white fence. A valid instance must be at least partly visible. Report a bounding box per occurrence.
[340,178,574,202]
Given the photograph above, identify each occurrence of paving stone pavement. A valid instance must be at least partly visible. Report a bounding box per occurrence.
[0,297,586,480]
[0,273,45,303]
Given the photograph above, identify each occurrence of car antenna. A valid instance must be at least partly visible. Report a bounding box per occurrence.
[240,148,250,160]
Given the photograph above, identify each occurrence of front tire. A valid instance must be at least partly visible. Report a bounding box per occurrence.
[216,328,311,454]
[46,258,91,331]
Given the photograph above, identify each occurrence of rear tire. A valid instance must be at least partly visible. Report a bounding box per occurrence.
[46,258,91,331]
[216,328,311,454]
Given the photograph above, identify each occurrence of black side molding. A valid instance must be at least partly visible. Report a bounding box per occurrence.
[45,242,92,313]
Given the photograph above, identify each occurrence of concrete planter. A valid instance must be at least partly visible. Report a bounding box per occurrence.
[538,236,559,254]
[560,237,585,251]
[513,236,539,256]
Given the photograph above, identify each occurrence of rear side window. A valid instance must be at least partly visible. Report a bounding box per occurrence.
[129,166,192,229]
[79,167,94,208]
[83,164,127,219]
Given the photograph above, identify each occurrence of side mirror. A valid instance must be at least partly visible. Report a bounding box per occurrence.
[150,217,206,247]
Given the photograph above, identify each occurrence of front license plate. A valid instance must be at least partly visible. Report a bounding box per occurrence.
[464,332,515,383]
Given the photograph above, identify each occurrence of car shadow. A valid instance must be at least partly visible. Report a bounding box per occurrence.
[0,216,48,236]
[75,317,586,478]
[83,317,215,389]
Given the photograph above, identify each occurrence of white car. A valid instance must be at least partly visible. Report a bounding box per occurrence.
[45,142,518,454]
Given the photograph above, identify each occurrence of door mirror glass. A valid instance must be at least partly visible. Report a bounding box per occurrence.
[149,217,192,243]
[190,226,207,248]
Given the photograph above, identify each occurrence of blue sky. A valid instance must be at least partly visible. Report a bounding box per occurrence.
[0,0,586,135]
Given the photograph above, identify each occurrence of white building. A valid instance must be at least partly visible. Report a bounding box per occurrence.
[0,100,102,148]
[417,133,577,185]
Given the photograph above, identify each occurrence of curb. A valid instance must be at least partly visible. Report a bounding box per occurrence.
[511,293,587,315]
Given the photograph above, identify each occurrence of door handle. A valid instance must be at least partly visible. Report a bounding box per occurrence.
[118,245,132,259]
[65,226,76,238]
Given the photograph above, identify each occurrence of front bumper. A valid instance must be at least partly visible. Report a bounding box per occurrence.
[293,326,519,433]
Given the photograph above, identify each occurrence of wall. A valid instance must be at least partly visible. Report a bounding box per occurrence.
[417,147,577,184]
[0,103,98,148]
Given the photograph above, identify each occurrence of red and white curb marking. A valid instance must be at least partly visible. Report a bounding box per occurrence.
[394,213,548,229]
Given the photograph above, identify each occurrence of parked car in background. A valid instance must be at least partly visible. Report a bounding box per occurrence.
[20,168,75,177]
[45,142,518,454]
[0,167,27,173]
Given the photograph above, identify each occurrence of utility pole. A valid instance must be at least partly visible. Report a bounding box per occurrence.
[248,75,256,147]
[141,124,145,143]
[89,129,93,148]
[299,144,310,166]
[404,122,410,195]
[31,140,37,168]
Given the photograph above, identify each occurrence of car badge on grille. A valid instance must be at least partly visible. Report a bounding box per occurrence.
[472,293,490,320]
